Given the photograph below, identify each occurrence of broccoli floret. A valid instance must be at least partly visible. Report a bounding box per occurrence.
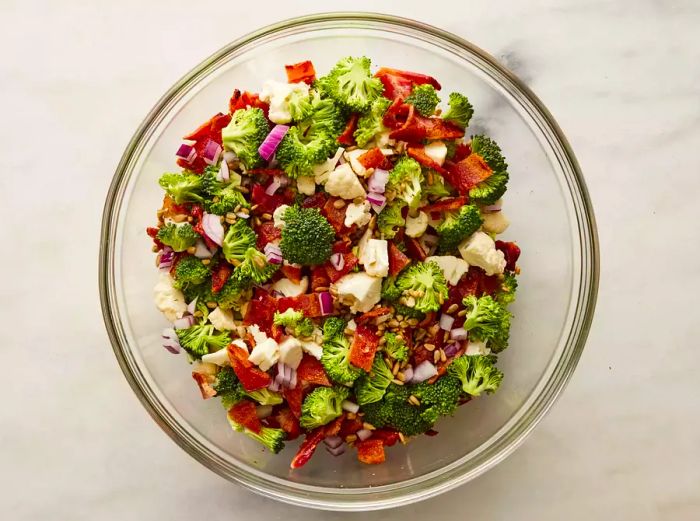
[176,323,231,358]
[468,135,509,205]
[172,255,211,290]
[354,357,393,405]
[201,166,248,215]
[436,204,483,254]
[495,272,518,307]
[238,247,279,284]
[377,201,406,239]
[279,206,335,266]
[387,156,423,209]
[215,270,253,310]
[444,140,458,160]
[421,170,452,198]
[442,92,474,129]
[246,387,284,406]
[321,317,363,386]
[383,332,408,362]
[217,369,283,408]
[158,172,204,204]
[221,107,270,169]
[316,56,383,112]
[395,261,449,313]
[461,295,511,349]
[405,84,440,117]
[299,386,350,430]
[449,354,503,396]
[156,222,200,252]
[227,415,286,454]
[382,277,426,319]
[222,220,257,264]
[273,309,315,338]
[354,96,391,147]
[214,367,238,394]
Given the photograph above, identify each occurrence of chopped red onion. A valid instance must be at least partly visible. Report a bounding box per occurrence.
[324,436,344,449]
[158,247,174,270]
[450,328,468,341]
[367,191,386,213]
[265,243,284,264]
[367,168,389,193]
[264,242,282,255]
[173,315,195,330]
[256,405,273,419]
[186,297,198,315]
[439,314,454,331]
[326,444,346,457]
[402,365,413,383]
[258,124,289,161]
[329,253,345,271]
[356,429,372,441]
[201,140,222,165]
[482,202,502,212]
[161,328,181,354]
[289,367,297,389]
[193,239,215,259]
[443,342,461,357]
[201,213,224,246]
[341,400,359,414]
[412,360,438,383]
[318,291,334,316]
[175,143,196,163]
[265,177,283,196]
[217,159,230,181]
[268,379,281,392]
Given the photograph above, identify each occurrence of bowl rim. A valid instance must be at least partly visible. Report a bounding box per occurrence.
[99,11,599,511]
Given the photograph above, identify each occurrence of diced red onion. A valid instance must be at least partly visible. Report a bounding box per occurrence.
[402,365,413,383]
[439,314,454,331]
[258,124,289,161]
[158,247,174,270]
[265,243,283,264]
[217,159,230,181]
[265,177,283,196]
[341,400,359,413]
[264,242,282,255]
[482,201,502,212]
[324,436,344,449]
[367,192,386,213]
[268,379,281,392]
[450,328,468,341]
[173,315,195,330]
[201,213,224,246]
[326,444,346,457]
[175,143,196,163]
[444,342,461,357]
[193,239,215,259]
[367,168,389,193]
[412,360,438,383]
[256,405,273,419]
[329,253,345,271]
[201,140,222,165]
[356,429,372,441]
[289,368,297,390]
[161,328,181,354]
[186,297,198,315]
[318,291,334,316]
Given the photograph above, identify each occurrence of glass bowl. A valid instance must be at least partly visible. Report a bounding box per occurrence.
[99,12,598,511]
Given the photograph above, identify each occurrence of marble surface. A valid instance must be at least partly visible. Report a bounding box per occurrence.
[3,1,700,519]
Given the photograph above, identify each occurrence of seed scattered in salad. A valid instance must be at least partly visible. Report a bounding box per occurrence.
[150,56,521,468]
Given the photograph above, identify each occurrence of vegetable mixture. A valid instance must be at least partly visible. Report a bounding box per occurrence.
[149,57,521,468]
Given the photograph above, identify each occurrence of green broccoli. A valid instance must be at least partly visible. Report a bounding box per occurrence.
[222,219,257,264]
[299,385,350,430]
[316,56,384,112]
[238,247,279,284]
[215,269,253,310]
[421,170,453,198]
[246,387,284,406]
[176,323,231,358]
[383,332,408,362]
[395,261,449,313]
[377,201,406,239]
[227,415,286,454]
[216,367,284,408]
[442,92,474,129]
[156,222,200,252]
[221,107,270,169]
[387,156,423,209]
[273,309,315,338]
[468,135,509,205]
[461,294,511,350]
[448,354,503,396]
[172,255,211,290]
[381,277,427,319]
[354,357,393,405]
[279,206,335,265]
[495,272,518,307]
[158,172,204,204]
[405,84,440,116]
[201,166,248,215]
[354,96,391,147]
[214,366,239,395]
[436,205,483,254]
[321,317,363,386]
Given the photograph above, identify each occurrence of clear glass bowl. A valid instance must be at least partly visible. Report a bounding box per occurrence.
[99,13,598,511]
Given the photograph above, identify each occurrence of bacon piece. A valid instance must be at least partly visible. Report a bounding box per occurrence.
[191,372,217,399]
[285,60,316,84]
[348,324,380,372]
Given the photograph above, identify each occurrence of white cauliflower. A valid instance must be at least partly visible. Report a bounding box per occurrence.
[259,80,310,124]
[325,163,366,199]
[331,272,383,313]
[405,211,429,238]
[153,273,187,322]
[344,200,372,227]
[458,231,506,276]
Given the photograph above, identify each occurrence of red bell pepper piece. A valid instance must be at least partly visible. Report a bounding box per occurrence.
[275,408,301,440]
[406,145,447,174]
[388,242,410,276]
[228,344,272,392]
[357,147,391,170]
[337,113,359,146]
[404,236,427,261]
[211,261,233,293]
[296,354,331,387]
[443,154,493,195]
[290,428,325,469]
[280,264,303,284]
[255,221,282,250]
[229,89,269,116]
[375,67,441,100]
[324,252,358,283]
[282,385,304,418]
[191,372,217,399]
[349,324,380,372]
[228,400,263,434]
[495,241,521,272]
[285,60,316,85]
[277,293,324,318]
[356,438,386,465]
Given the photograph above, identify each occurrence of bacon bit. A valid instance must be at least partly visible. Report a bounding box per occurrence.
[282,385,304,418]
[390,113,464,143]
[270,323,285,343]
[422,196,468,214]
[211,261,233,293]
[443,154,493,195]
[337,113,359,146]
[339,415,365,438]
[357,147,391,170]
[383,99,414,130]
[453,142,471,162]
[251,184,284,215]
[404,236,427,261]
[191,372,217,399]
[356,307,392,325]
[332,238,353,254]
[160,195,190,220]
[243,291,277,334]
[324,252,358,283]
[310,266,331,292]
[255,221,282,250]
[285,60,316,84]
[356,438,385,464]
[290,427,325,469]
[418,312,436,328]
[179,112,232,173]
[407,145,447,174]
[387,242,410,276]
[324,416,345,437]
[146,226,164,249]
[301,192,328,209]
[228,344,272,392]
[246,168,287,177]
[375,67,441,100]
[370,429,401,447]
[277,293,324,318]
[228,400,263,434]
[276,408,301,440]
[280,264,303,284]
[495,241,521,272]
[349,324,380,372]
[441,267,501,317]
[296,354,331,387]
[229,89,269,116]
[321,197,350,234]
[425,429,439,437]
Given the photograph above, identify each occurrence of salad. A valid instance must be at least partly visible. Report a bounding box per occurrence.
[149,57,521,468]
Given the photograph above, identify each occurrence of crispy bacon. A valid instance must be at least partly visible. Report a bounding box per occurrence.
[211,261,233,293]
[443,154,493,195]
[179,112,232,173]
[375,67,441,100]
[388,242,411,276]
[357,147,391,170]
[324,252,358,283]
[191,372,217,399]
[229,90,269,116]
[337,114,359,146]
[285,60,316,84]
[349,324,380,372]
[356,438,385,464]
[355,307,392,325]
[228,400,262,433]
[296,354,331,387]
[407,145,447,174]
[227,344,272,392]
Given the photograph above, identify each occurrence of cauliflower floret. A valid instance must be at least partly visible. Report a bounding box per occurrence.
[297,176,315,196]
[358,239,389,277]
[248,337,279,371]
[259,80,310,124]
[153,273,187,322]
[344,148,368,176]
[405,211,429,238]
[423,141,447,166]
[481,210,510,235]
[344,200,372,227]
[273,204,290,229]
[465,338,491,356]
[426,255,470,285]
[278,337,303,369]
[272,275,309,297]
[331,272,383,313]
[208,307,237,331]
[458,231,506,276]
[299,339,323,360]
[313,147,344,185]
[373,130,396,149]
[325,163,366,200]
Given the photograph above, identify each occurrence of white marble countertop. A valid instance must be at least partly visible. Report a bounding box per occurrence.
[3,1,699,519]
